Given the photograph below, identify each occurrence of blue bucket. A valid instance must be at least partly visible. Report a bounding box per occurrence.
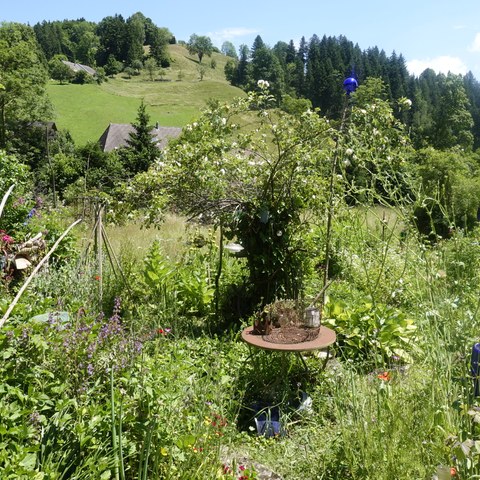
[471,343,480,396]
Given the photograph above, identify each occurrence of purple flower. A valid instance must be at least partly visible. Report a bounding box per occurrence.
[29,411,40,426]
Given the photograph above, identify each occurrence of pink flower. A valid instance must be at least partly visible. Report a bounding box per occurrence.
[1,234,13,244]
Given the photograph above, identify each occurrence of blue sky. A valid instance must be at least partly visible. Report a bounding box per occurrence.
[2,0,480,80]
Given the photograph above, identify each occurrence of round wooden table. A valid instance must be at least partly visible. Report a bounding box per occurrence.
[241,325,336,352]
[241,325,336,372]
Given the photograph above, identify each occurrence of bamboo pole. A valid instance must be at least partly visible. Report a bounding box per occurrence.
[97,206,103,308]
[0,184,15,220]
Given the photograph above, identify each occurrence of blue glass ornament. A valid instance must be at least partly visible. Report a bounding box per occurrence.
[343,77,358,95]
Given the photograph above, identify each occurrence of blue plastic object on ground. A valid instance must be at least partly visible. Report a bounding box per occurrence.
[252,403,282,437]
[471,343,480,396]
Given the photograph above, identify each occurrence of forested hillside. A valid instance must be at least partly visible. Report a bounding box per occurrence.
[30,13,480,150]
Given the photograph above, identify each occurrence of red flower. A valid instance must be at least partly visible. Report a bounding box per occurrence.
[377,371,391,382]
[157,328,172,336]
[451,467,457,476]
[94,275,101,281]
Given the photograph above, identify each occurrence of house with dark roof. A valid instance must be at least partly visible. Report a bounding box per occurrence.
[28,121,58,140]
[98,123,182,152]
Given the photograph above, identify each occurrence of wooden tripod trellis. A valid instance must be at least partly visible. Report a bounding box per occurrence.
[80,201,132,309]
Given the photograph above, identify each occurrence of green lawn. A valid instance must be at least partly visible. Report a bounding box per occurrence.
[47,45,244,145]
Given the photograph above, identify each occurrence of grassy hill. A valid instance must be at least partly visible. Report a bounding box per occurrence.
[47,44,244,145]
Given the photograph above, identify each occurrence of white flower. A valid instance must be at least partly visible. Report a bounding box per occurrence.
[257,79,270,89]
[345,148,354,156]
[221,117,227,125]
[398,97,412,110]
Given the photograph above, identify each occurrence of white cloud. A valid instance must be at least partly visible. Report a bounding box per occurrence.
[207,27,260,47]
[406,56,468,77]
[469,32,480,52]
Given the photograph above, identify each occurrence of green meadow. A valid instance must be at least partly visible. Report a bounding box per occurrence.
[47,44,244,145]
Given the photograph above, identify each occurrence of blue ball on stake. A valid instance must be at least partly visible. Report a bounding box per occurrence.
[343,77,358,95]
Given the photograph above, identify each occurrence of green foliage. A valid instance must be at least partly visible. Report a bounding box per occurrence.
[153,84,334,307]
[0,150,34,234]
[342,79,414,204]
[72,69,95,85]
[122,100,158,174]
[433,73,474,151]
[323,299,417,366]
[413,147,480,238]
[221,41,237,59]
[142,239,216,324]
[104,54,123,77]
[0,22,52,149]
[144,57,157,81]
[187,34,214,63]
[48,55,74,84]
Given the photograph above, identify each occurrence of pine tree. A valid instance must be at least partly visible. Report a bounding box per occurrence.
[124,100,158,173]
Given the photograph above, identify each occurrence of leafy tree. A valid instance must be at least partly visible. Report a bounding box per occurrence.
[48,55,74,83]
[126,12,146,66]
[247,44,285,100]
[342,78,414,204]
[0,22,52,150]
[281,94,312,116]
[433,73,474,151]
[96,15,128,65]
[144,57,157,81]
[221,41,237,59]
[224,58,238,83]
[72,70,93,84]
[68,20,99,65]
[142,84,334,309]
[105,55,123,77]
[148,26,172,67]
[413,148,480,238]
[187,34,214,63]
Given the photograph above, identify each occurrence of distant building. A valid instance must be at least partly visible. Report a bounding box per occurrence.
[27,121,58,140]
[98,123,182,152]
[62,61,97,76]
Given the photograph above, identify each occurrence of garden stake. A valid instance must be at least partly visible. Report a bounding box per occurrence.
[110,367,120,480]
[0,184,15,220]
[96,205,103,309]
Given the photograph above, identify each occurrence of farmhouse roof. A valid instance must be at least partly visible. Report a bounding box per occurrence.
[28,121,58,139]
[62,61,97,76]
[98,123,182,152]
